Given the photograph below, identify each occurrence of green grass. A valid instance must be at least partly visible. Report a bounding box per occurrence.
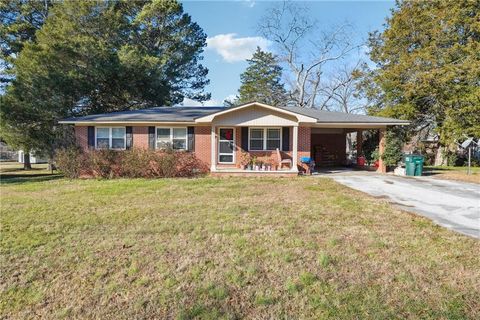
[424,165,479,183]
[1,163,479,319]
[424,165,480,173]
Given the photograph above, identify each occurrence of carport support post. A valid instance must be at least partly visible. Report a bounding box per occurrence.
[377,128,387,173]
[356,130,363,157]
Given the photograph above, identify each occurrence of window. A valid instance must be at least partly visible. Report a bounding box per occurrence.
[96,128,110,149]
[249,129,264,151]
[156,128,171,149]
[266,128,281,150]
[249,128,281,151]
[218,128,234,163]
[156,127,187,150]
[173,128,187,150]
[96,127,126,149]
[112,128,125,149]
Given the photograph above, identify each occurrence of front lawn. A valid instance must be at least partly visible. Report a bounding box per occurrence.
[424,165,479,184]
[1,165,479,319]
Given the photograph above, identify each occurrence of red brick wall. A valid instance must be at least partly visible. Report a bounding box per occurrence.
[194,126,211,167]
[298,126,311,171]
[73,125,313,172]
[75,126,88,151]
[132,126,149,149]
[311,133,346,166]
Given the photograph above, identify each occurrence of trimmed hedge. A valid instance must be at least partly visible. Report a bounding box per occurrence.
[55,147,208,179]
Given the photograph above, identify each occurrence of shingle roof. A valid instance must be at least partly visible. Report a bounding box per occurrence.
[60,106,226,123]
[60,104,408,124]
[280,106,409,124]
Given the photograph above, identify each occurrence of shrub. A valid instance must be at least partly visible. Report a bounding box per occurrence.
[362,130,380,162]
[55,147,208,179]
[89,149,119,178]
[55,147,83,178]
[121,148,157,178]
[381,130,405,167]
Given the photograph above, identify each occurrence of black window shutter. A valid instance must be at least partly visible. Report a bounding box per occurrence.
[282,127,290,151]
[241,127,249,151]
[126,126,133,149]
[187,127,195,151]
[87,126,95,149]
[148,126,155,149]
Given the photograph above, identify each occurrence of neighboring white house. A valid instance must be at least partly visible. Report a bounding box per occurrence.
[17,150,48,164]
[0,142,18,161]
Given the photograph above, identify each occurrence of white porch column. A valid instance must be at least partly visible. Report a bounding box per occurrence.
[292,125,299,172]
[210,125,216,171]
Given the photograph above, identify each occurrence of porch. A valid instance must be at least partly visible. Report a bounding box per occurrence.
[209,126,303,175]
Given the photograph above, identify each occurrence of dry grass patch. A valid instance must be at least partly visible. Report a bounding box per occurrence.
[1,166,479,319]
[425,166,479,184]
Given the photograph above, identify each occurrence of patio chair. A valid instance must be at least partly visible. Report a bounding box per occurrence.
[276,148,292,169]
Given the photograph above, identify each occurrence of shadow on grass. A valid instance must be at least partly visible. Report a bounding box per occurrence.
[423,167,452,172]
[0,173,63,185]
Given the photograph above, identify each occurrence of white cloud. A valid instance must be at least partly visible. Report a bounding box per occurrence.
[181,98,220,107]
[206,33,271,63]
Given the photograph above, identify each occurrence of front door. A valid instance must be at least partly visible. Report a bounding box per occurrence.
[218,128,235,164]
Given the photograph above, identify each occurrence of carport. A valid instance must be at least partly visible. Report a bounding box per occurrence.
[310,124,402,173]
[283,107,409,174]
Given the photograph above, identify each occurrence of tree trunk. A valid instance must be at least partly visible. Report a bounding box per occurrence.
[47,154,56,173]
[23,152,32,170]
[434,145,445,166]
[346,133,352,154]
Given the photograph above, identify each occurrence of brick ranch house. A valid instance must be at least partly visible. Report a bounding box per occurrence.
[59,102,409,175]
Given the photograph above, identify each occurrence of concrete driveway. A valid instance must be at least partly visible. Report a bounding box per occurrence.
[320,170,480,238]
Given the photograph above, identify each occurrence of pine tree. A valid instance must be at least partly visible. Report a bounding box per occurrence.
[0,0,210,165]
[237,47,287,106]
[361,0,480,146]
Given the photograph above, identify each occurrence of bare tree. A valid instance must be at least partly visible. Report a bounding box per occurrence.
[258,1,360,108]
[319,61,366,153]
[323,61,365,114]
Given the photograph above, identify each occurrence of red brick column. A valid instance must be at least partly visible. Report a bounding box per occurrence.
[194,126,211,167]
[74,126,88,151]
[235,127,242,168]
[298,126,311,172]
[377,128,387,173]
[132,126,149,149]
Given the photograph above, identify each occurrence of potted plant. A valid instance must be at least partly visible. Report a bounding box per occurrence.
[251,155,257,171]
[240,151,252,170]
[256,160,263,171]
[265,159,273,171]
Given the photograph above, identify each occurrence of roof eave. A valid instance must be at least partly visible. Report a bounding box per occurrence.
[58,120,197,125]
[312,121,410,128]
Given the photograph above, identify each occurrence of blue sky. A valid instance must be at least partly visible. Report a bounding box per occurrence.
[181,0,395,106]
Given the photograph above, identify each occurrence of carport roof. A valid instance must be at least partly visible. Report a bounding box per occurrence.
[59,102,409,125]
[281,107,409,124]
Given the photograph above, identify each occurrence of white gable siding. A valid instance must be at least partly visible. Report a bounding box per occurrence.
[212,105,297,126]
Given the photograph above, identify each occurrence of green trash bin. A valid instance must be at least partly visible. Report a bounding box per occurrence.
[404,154,424,176]
[404,155,415,176]
[412,155,424,176]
